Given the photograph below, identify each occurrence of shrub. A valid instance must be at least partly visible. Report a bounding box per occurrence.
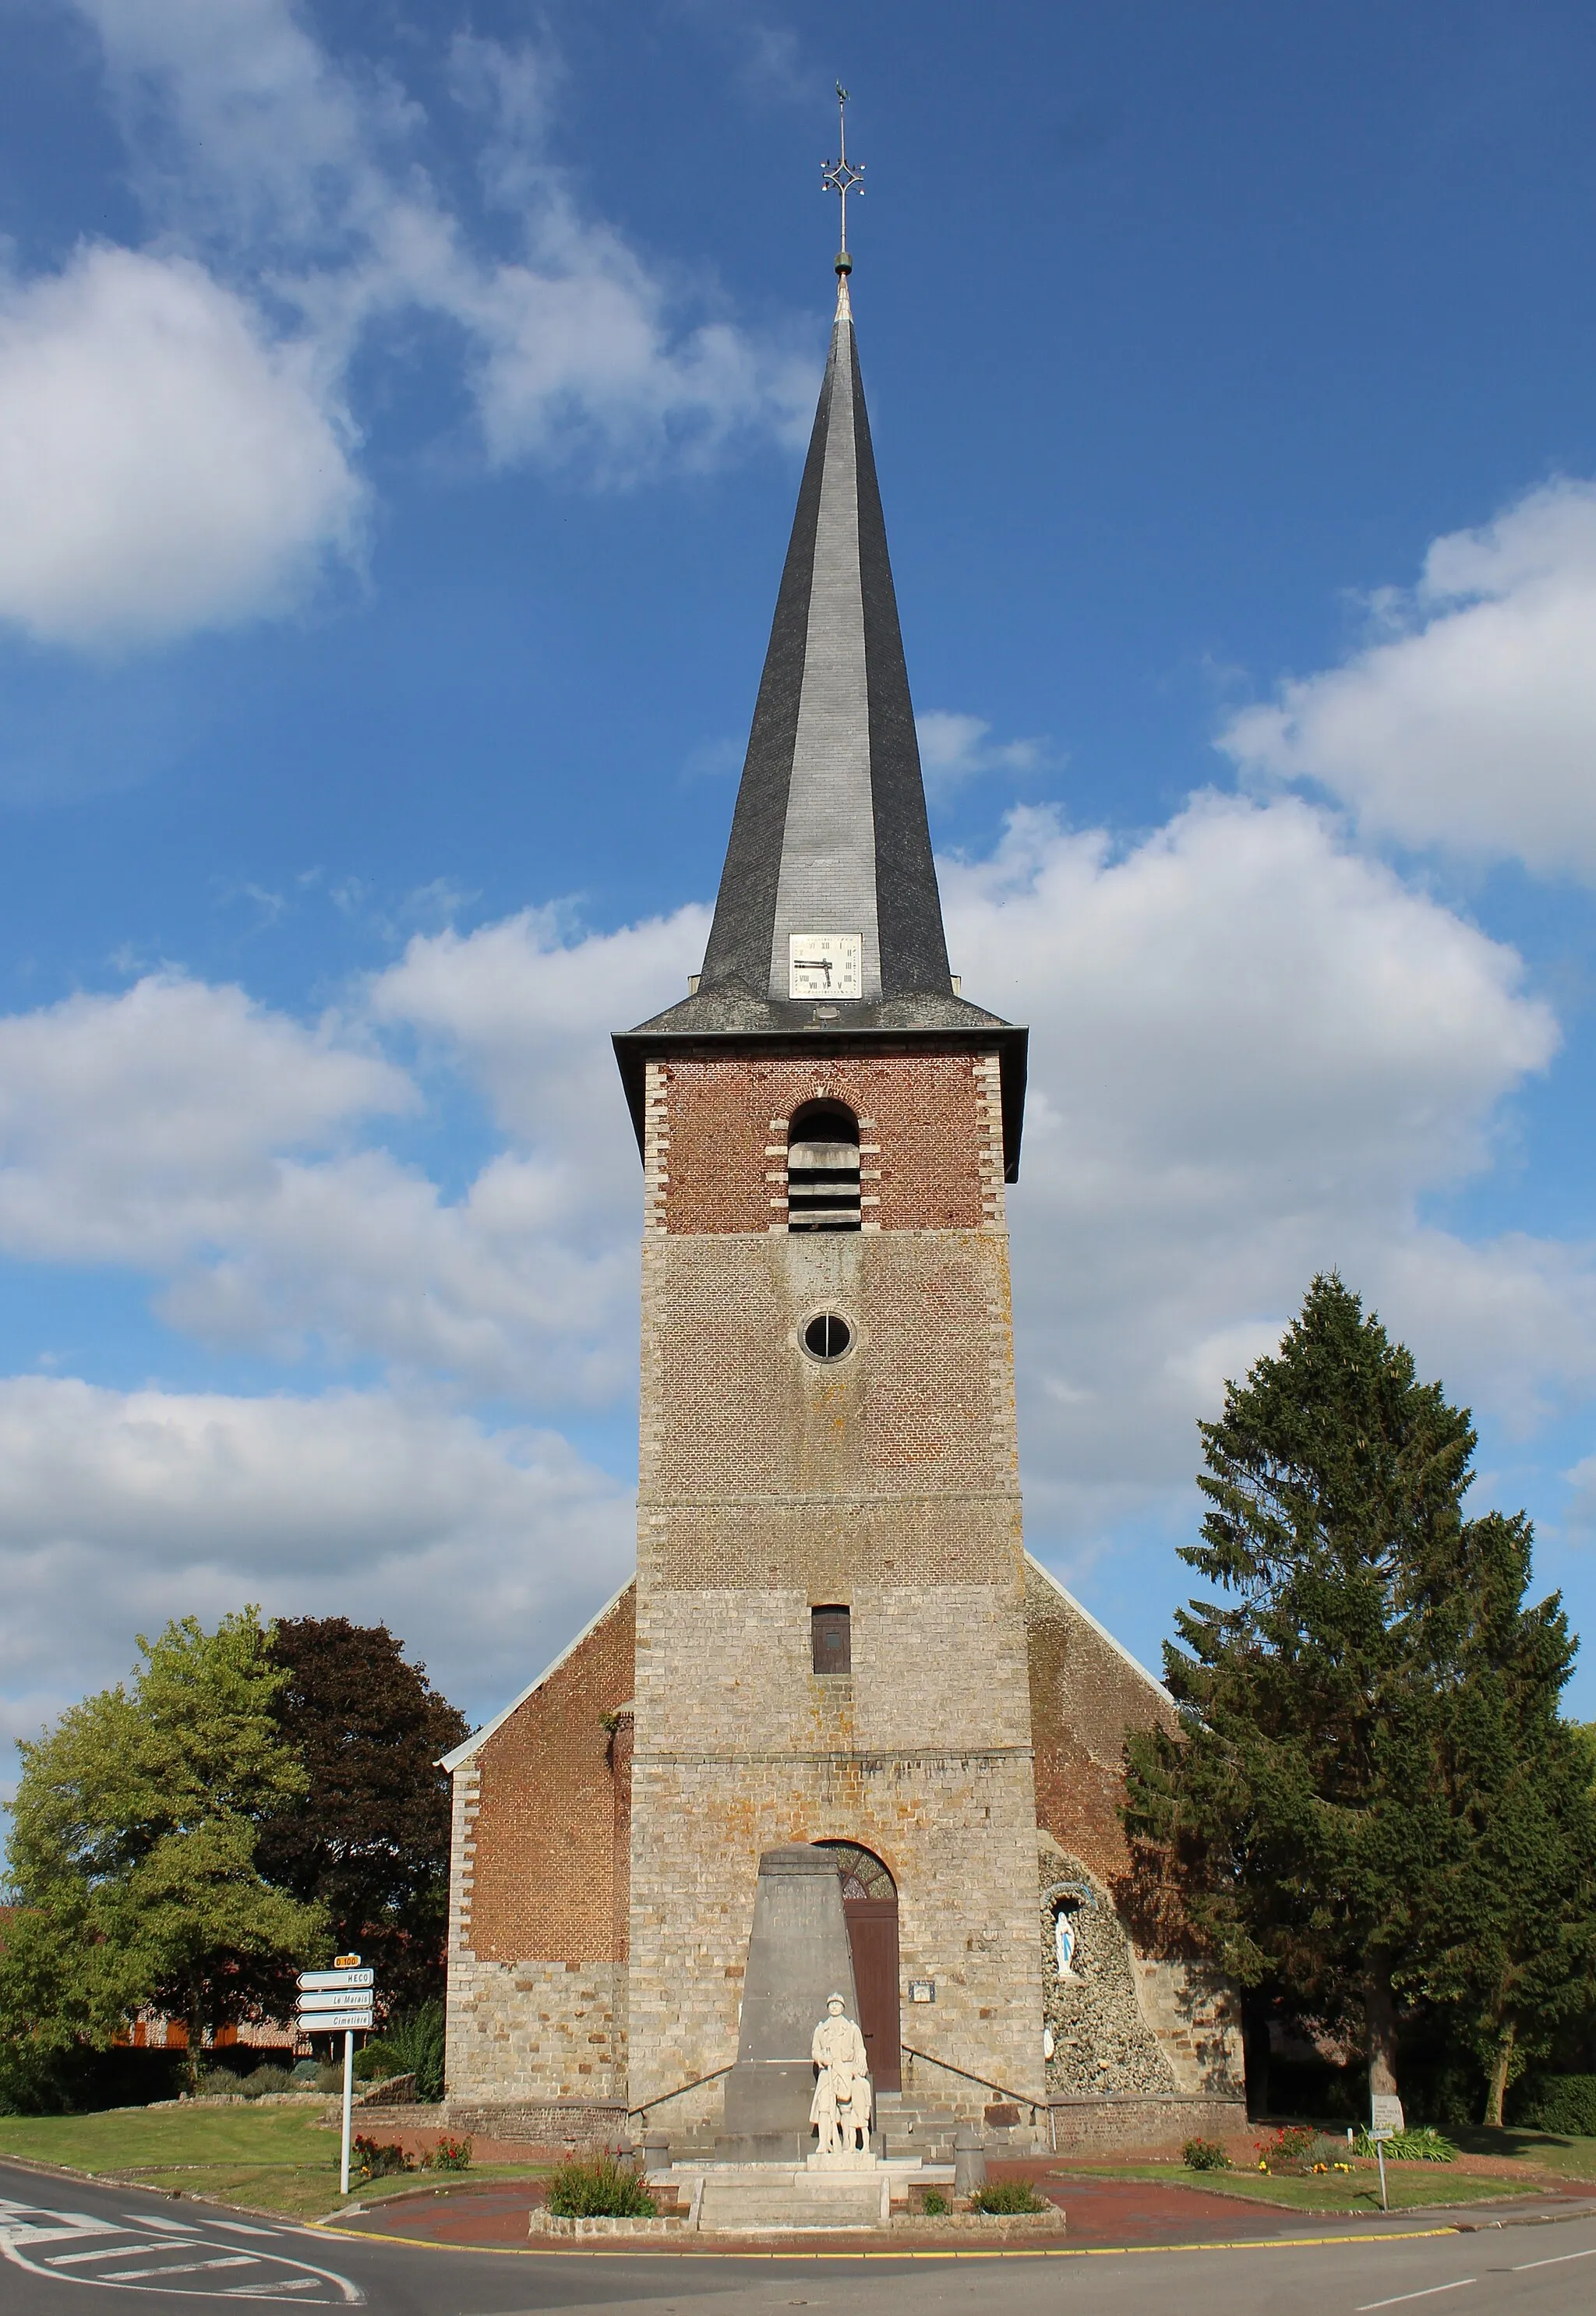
[1512,2076,1596,2138]
[199,2064,299,2099]
[544,2152,657,2219]
[1182,2137,1232,2171]
[350,2134,413,2183]
[970,2180,1047,2214]
[920,2187,948,2215]
[355,2004,446,2102]
[1255,2124,1322,2174]
[1355,2125,1457,2162]
[237,2066,299,2099]
[422,2135,472,2173]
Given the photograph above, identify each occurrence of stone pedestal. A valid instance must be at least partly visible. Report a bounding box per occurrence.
[717,1845,859,2162]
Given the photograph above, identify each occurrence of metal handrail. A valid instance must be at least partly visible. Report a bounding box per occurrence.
[900,2042,1044,2112]
[629,2060,734,2123]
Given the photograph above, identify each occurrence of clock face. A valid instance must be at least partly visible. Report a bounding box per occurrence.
[789,932,863,999]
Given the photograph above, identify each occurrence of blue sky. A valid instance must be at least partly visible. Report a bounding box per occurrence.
[2,0,1596,1769]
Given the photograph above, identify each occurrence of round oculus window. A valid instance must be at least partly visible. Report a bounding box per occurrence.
[803,1312,853,1361]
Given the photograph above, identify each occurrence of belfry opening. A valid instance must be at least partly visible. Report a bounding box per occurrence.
[786,1100,861,1232]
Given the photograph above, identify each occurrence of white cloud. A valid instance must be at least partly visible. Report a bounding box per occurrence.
[1220,478,1596,881]
[0,4,812,652]
[0,973,409,1262]
[0,245,362,648]
[941,794,1585,1538]
[368,899,710,1153]
[0,965,651,1401]
[0,1375,634,1754]
[916,710,1048,797]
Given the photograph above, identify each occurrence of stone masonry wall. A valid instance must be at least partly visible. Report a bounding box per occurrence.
[1027,1568,1245,2102]
[629,1047,1043,2127]
[445,1587,636,2106]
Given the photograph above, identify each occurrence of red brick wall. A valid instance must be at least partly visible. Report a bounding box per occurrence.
[467,1586,636,1963]
[659,1052,988,1234]
[1026,1562,1177,1884]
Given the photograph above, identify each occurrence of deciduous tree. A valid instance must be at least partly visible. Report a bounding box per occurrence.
[256,1619,468,2014]
[1,1612,324,2089]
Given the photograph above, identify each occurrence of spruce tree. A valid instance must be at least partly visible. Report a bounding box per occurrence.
[1125,1275,1495,2117]
[1417,1513,1596,2124]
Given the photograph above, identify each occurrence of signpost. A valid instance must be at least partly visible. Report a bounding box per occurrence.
[296,1957,378,2197]
[1368,2124,1394,2212]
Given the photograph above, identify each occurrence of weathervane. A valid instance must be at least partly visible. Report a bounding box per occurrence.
[821,81,864,275]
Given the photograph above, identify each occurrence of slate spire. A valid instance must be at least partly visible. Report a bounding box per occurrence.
[697,273,952,1005]
[615,263,1029,1180]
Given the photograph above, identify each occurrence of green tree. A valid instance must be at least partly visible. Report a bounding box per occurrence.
[1417,1514,1596,2124]
[1125,1275,1512,2117]
[255,1619,468,2014]
[1,1612,325,2090]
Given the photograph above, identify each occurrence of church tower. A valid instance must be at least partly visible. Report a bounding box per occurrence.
[438,172,1248,2155]
[612,255,1043,2129]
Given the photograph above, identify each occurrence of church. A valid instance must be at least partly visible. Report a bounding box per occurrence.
[440,230,1245,2158]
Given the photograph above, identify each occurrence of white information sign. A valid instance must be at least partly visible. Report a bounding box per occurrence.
[789,932,862,999]
[295,1957,378,2198]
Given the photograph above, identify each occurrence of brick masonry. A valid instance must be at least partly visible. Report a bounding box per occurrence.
[444,1587,635,2106]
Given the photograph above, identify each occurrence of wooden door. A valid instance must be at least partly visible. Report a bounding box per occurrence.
[844,1898,901,2093]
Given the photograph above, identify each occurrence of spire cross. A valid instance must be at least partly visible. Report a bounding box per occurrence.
[821,81,864,270]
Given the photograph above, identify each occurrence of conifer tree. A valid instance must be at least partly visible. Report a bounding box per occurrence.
[1123,1273,1583,2120]
[1417,1513,1596,2124]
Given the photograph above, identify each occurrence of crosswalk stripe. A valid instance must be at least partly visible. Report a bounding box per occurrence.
[44,2244,154,2265]
[98,2256,261,2279]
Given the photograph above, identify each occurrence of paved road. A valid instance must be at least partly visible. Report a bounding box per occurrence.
[5,2160,1596,2316]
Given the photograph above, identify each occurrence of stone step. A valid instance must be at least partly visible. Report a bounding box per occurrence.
[697,2172,890,2231]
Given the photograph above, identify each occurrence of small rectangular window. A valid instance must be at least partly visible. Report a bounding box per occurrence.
[811,1605,851,1676]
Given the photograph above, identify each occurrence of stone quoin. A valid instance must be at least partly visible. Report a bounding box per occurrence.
[440,239,1245,2155]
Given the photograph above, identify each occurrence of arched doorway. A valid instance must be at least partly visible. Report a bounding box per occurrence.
[815,1841,900,2092]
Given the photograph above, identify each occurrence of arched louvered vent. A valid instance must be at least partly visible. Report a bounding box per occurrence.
[786,1100,861,1232]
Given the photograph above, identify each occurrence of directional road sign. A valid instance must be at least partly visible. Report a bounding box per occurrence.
[295,1986,374,2014]
[298,1968,374,1991]
[300,2010,376,2032]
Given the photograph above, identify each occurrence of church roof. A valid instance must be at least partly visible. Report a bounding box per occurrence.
[616,270,1029,1177]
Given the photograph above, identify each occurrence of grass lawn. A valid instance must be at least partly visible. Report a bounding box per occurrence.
[1449,2127,1596,2187]
[1054,2160,1548,2215]
[0,2106,545,2222]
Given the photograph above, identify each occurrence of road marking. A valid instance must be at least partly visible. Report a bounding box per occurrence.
[97,2258,261,2281]
[1,2197,365,2301]
[1513,2246,1596,2271]
[8,2214,124,2233]
[1357,2286,1475,2311]
[46,2246,161,2266]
